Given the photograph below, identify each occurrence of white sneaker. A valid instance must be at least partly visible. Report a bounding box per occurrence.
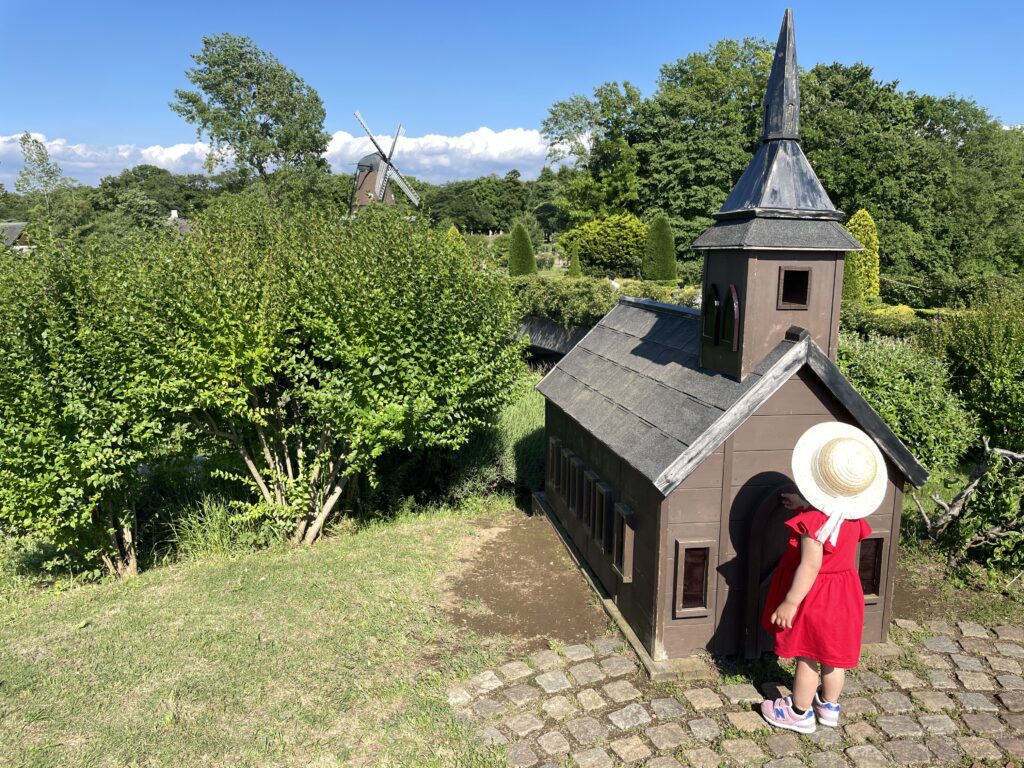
[813,690,841,727]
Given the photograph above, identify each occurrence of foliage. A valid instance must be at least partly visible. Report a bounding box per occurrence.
[938,286,1024,452]
[171,33,330,179]
[514,212,544,249]
[508,222,537,276]
[14,132,90,241]
[949,453,1024,571]
[154,199,524,545]
[510,275,618,327]
[837,333,977,472]
[558,213,648,278]
[567,250,582,278]
[841,302,930,341]
[642,213,677,281]
[843,209,880,303]
[170,496,286,558]
[677,256,704,286]
[0,234,171,577]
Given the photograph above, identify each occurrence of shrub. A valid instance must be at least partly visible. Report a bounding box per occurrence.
[170,496,286,559]
[947,452,1024,571]
[0,233,170,577]
[535,252,555,271]
[508,222,537,276]
[677,256,704,286]
[837,333,978,472]
[514,212,544,249]
[617,279,676,303]
[567,250,582,278]
[642,214,677,281]
[841,302,929,340]
[844,209,880,303]
[939,286,1024,451]
[558,214,648,278]
[494,378,545,492]
[510,275,617,328]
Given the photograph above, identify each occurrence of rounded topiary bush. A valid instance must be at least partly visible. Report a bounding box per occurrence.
[558,214,647,278]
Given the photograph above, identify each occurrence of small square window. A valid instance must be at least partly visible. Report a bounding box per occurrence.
[778,268,810,309]
[673,540,715,618]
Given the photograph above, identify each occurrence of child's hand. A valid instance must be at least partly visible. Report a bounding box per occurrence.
[780,492,808,511]
[771,600,800,629]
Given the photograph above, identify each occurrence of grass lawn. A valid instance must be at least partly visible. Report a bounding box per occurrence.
[0,500,518,768]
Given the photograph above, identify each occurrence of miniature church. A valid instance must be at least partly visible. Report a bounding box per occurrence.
[535,9,928,662]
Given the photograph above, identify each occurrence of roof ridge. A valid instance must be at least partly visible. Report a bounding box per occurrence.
[617,296,701,316]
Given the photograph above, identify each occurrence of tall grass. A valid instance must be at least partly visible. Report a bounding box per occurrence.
[170,496,285,560]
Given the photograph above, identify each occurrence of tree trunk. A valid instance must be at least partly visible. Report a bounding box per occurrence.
[102,509,139,578]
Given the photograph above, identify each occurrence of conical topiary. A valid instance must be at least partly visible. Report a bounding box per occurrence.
[844,209,880,304]
[508,222,537,276]
[642,214,677,281]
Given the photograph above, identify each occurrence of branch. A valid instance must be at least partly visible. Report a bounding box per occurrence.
[302,475,350,545]
[910,492,934,537]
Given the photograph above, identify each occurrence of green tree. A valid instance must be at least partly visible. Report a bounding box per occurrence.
[508,222,537,276]
[642,213,677,281]
[171,33,330,180]
[843,209,880,303]
[567,250,583,278]
[14,132,90,240]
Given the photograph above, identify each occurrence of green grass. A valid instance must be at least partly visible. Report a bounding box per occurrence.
[0,500,516,768]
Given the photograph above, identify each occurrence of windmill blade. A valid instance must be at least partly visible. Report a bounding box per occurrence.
[386,165,420,207]
[354,110,389,158]
[387,124,403,162]
[374,161,391,201]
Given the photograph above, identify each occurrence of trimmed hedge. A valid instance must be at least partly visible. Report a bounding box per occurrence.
[558,214,648,278]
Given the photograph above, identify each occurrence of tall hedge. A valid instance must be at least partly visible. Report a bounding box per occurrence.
[558,214,648,278]
[508,222,537,276]
[642,214,677,281]
[844,209,881,303]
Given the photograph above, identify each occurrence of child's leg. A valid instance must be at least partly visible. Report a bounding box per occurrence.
[820,664,846,703]
[791,657,820,711]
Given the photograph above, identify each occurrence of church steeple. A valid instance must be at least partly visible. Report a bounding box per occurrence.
[692,9,862,382]
[762,8,800,142]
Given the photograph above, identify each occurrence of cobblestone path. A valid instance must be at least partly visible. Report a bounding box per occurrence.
[447,620,1024,767]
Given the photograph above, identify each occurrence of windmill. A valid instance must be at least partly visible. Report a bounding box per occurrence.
[349,110,421,214]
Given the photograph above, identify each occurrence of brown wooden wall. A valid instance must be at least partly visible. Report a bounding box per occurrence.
[657,367,905,659]
[545,401,660,654]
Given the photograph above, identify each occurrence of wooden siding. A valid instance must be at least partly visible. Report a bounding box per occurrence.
[544,401,660,654]
[657,367,906,658]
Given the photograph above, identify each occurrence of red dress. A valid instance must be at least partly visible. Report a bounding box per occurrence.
[761,508,872,669]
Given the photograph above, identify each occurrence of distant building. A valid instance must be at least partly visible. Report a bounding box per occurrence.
[0,222,30,249]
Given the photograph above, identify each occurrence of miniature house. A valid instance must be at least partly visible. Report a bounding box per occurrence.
[535,10,928,661]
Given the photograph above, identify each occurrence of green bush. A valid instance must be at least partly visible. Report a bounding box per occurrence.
[642,214,677,281]
[837,333,978,472]
[510,276,617,328]
[567,250,582,278]
[844,209,881,303]
[841,302,930,340]
[880,271,1016,309]
[0,233,170,577]
[677,256,704,286]
[508,222,537,276]
[948,453,1024,571]
[558,214,648,278]
[939,286,1024,452]
[536,252,555,271]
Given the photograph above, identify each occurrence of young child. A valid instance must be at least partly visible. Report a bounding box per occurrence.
[759,422,887,734]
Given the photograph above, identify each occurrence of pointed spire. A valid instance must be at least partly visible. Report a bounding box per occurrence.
[762,8,800,141]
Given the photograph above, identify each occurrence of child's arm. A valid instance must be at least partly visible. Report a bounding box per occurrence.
[771,534,823,629]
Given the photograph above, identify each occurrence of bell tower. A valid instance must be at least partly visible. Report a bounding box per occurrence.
[692,9,861,381]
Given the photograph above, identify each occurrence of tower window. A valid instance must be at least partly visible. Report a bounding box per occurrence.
[720,284,740,351]
[778,268,811,309]
[702,285,720,342]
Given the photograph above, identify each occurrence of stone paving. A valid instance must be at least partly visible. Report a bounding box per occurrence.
[448,621,1024,766]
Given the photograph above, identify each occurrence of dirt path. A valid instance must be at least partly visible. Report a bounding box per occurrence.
[444,507,609,647]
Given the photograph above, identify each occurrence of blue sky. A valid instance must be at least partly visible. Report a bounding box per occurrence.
[2,0,1021,186]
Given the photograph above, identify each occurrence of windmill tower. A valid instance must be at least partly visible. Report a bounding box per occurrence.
[349,111,421,214]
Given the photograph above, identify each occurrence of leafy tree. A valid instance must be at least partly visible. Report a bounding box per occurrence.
[843,209,880,303]
[514,212,544,249]
[558,214,648,278]
[642,213,677,281]
[508,222,537,276]
[171,33,330,180]
[0,182,30,221]
[14,132,91,240]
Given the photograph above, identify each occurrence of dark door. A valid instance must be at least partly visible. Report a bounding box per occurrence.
[744,483,798,659]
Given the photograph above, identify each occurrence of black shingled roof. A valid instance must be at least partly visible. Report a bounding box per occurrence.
[537,298,928,496]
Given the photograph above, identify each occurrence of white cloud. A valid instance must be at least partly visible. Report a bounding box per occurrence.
[0,127,551,188]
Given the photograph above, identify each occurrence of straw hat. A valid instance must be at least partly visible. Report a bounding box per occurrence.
[791,422,887,526]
